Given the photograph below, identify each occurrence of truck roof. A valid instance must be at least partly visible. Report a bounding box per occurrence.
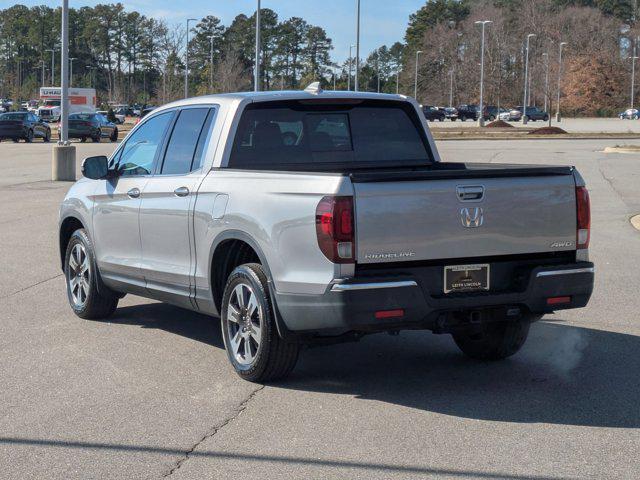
[153,89,413,114]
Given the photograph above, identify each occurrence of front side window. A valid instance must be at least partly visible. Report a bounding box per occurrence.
[117,112,173,176]
[160,108,211,175]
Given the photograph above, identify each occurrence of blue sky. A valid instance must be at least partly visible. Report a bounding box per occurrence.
[2,0,420,62]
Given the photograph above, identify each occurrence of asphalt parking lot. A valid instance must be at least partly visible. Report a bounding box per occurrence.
[1,137,639,479]
[432,116,640,133]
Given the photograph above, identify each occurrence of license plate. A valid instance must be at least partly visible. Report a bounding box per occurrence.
[444,264,490,294]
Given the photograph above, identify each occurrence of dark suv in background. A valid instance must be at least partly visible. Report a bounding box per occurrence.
[516,106,550,122]
[456,104,480,121]
[422,105,446,122]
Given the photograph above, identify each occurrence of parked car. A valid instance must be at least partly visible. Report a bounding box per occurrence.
[456,104,480,121]
[443,107,458,121]
[0,111,51,142]
[60,112,118,143]
[59,86,594,382]
[514,106,550,122]
[135,107,156,124]
[619,108,639,120]
[482,105,501,121]
[422,105,446,121]
[97,110,125,124]
[499,109,515,121]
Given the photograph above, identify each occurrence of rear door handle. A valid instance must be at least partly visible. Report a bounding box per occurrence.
[174,186,190,197]
[127,187,141,199]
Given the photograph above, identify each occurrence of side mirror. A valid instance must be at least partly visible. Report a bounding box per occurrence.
[81,155,110,180]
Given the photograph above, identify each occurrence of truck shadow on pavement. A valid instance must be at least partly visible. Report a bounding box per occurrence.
[102,305,638,429]
[104,303,225,349]
[278,320,640,429]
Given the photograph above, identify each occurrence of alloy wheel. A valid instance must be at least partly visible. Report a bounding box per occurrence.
[67,243,90,308]
[226,283,263,366]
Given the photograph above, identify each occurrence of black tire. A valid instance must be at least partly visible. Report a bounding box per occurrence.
[12,138,19,143]
[81,137,87,143]
[460,115,466,121]
[489,115,496,121]
[451,118,457,122]
[64,228,118,320]
[453,316,537,361]
[91,130,101,143]
[43,129,51,142]
[543,115,549,122]
[25,130,33,143]
[221,263,299,382]
[110,128,118,142]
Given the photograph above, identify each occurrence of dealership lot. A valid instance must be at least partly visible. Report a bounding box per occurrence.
[0,138,639,479]
[432,117,640,133]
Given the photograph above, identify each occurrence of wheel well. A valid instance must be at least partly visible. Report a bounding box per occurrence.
[59,217,84,269]
[211,239,261,313]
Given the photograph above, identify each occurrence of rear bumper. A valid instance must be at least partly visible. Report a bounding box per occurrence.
[273,262,594,336]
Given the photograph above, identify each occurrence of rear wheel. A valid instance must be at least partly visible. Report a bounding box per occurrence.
[489,115,496,121]
[43,129,51,142]
[25,130,34,143]
[453,316,538,360]
[12,138,19,143]
[91,130,101,143]
[110,128,118,142]
[221,263,299,382]
[64,229,118,319]
[81,137,87,143]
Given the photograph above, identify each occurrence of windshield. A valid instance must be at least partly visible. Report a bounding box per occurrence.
[229,100,432,170]
[0,113,26,121]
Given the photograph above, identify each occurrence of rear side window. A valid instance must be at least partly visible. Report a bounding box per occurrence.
[228,100,431,170]
[160,108,211,175]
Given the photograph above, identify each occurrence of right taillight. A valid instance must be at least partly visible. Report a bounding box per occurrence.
[576,186,590,249]
[316,196,354,263]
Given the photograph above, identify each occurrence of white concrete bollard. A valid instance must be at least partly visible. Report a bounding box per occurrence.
[52,144,77,181]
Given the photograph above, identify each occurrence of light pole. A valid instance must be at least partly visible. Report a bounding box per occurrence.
[414,50,423,100]
[184,18,197,98]
[475,20,492,126]
[348,44,355,90]
[376,52,380,93]
[355,0,361,91]
[449,69,454,108]
[255,0,261,92]
[522,33,535,124]
[333,66,337,90]
[86,66,95,88]
[41,60,46,86]
[47,47,58,86]
[556,42,567,122]
[209,35,215,93]
[631,53,639,110]
[542,52,549,113]
[69,57,76,87]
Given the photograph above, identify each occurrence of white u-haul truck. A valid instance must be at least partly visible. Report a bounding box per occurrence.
[37,87,96,122]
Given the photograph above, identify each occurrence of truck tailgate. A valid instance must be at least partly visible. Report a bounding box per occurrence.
[353,167,577,264]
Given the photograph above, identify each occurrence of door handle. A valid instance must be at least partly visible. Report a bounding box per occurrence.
[127,187,141,199]
[456,185,484,202]
[174,186,190,197]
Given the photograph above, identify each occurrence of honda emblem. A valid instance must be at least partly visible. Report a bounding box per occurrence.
[460,207,484,228]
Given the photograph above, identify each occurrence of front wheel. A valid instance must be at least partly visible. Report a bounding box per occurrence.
[25,130,34,143]
[110,128,118,142]
[453,316,538,360]
[43,129,51,142]
[91,130,101,143]
[221,263,299,382]
[64,229,119,319]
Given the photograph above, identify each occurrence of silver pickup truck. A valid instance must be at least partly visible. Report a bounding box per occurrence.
[59,87,594,382]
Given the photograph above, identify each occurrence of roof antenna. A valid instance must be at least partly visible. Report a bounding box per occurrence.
[304,82,323,95]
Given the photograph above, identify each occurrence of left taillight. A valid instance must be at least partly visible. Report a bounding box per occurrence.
[315,196,355,263]
[576,186,590,249]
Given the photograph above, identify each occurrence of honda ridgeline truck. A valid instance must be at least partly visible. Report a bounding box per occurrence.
[59,85,594,382]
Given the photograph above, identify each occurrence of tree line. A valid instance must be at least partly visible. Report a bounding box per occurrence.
[0,1,638,116]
